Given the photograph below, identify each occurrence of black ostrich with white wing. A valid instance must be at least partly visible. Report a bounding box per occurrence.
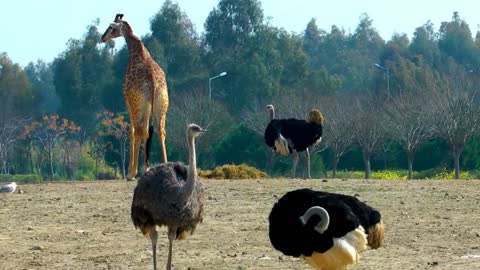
[268,188,384,270]
[264,104,323,178]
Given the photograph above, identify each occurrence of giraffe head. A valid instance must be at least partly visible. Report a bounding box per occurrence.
[101,14,132,42]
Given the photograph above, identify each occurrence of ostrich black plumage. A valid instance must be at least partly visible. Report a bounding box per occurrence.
[264,104,324,178]
[131,124,206,270]
[269,188,384,270]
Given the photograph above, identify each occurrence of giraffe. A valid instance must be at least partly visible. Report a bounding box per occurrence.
[101,14,169,180]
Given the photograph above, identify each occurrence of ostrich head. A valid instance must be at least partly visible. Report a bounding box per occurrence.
[101,14,132,42]
[266,104,275,120]
[187,123,207,139]
[308,109,324,125]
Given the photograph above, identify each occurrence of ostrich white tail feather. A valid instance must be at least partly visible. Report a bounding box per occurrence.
[274,134,290,156]
[302,226,367,270]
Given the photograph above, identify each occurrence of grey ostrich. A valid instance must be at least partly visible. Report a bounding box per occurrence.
[131,123,206,270]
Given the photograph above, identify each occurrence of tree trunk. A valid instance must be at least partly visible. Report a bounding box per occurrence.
[454,151,461,180]
[363,152,371,179]
[407,152,414,180]
[48,145,54,181]
[95,158,98,180]
[28,143,34,174]
[332,156,339,178]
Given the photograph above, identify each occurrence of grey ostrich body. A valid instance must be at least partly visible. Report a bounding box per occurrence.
[131,162,204,235]
[131,124,206,270]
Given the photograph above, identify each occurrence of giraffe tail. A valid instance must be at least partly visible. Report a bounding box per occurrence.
[145,125,154,164]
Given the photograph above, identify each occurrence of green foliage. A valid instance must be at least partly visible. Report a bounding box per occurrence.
[74,146,116,180]
[0,53,38,119]
[212,124,267,169]
[199,164,268,179]
[462,135,480,170]
[0,174,42,183]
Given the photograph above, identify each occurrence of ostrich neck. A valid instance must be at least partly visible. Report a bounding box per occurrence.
[181,135,197,202]
[124,34,150,61]
[269,109,275,120]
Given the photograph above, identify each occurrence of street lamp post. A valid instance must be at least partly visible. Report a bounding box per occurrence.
[374,63,390,99]
[209,71,227,100]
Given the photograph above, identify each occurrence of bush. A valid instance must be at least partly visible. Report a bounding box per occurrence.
[199,164,268,179]
[333,170,408,180]
[332,170,365,179]
[431,168,471,180]
[371,170,407,180]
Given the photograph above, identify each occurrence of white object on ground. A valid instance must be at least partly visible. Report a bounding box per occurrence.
[0,182,17,193]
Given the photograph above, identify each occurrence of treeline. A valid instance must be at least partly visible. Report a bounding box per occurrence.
[1,0,480,180]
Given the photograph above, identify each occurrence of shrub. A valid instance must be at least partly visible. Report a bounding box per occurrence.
[199,164,268,179]
[371,170,407,180]
[431,168,471,180]
[332,170,365,179]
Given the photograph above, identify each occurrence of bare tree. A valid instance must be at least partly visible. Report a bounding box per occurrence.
[351,96,387,179]
[24,115,80,180]
[322,95,355,178]
[429,79,480,179]
[167,90,234,164]
[0,117,29,174]
[98,111,129,179]
[385,92,434,179]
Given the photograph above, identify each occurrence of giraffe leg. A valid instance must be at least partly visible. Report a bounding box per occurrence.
[128,128,142,181]
[127,126,136,180]
[142,125,151,173]
[158,115,168,163]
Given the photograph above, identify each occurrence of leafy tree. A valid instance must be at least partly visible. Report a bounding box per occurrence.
[24,60,60,113]
[53,20,114,127]
[409,21,441,67]
[146,0,205,93]
[204,0,264,57]
[0,53,37,119]
[438,12,479,68]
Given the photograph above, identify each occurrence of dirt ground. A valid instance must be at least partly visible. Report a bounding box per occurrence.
[1,178,480,270]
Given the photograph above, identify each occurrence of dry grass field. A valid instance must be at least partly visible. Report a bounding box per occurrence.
[1,179,480,270]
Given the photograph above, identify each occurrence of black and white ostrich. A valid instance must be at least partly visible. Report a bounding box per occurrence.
[131,124,206,270]
[264,104,324,178]
[269,188,384,270]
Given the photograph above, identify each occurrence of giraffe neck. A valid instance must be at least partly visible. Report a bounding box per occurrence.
[124,34,150,61]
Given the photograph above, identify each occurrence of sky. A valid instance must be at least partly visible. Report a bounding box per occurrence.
[2,0,480,67]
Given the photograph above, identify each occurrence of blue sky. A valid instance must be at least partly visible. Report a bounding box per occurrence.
[1,0,479,67]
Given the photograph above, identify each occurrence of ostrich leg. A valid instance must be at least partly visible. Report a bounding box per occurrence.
[292,151,299,178]
[166,226,177,270]
[306,148,311,179]
[150,227,158,270]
